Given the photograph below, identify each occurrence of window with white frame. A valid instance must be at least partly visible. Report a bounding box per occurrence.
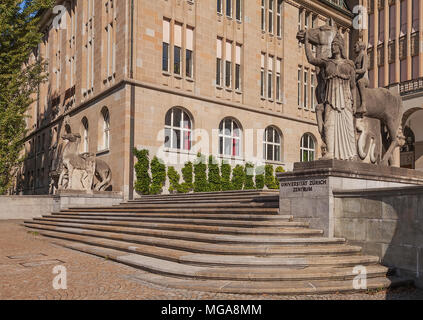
[101,108,110,150]
[235,44,242,91]
[267,55,273,99]
[311,71,316,111]
[82,117,89,153]
[186,27,194,78]
[261,53,265,97]
[277,0,282,37]
[216,38,223,86]
[304,68,309,109]
[261,0,266,31]
[174,23,182,76]
[162,19,170,72]
[85,0,95,93]
[235,0,242,21]
[217,0,222,14]
[300,133,315,162]
[276,58,282,101]
[219,118,241,157]
[297,66,302,107]
[268,0,274,34]
[104,0,116,81]
[226,0,232,17]
[264,126,282,162]
[225,40,232,88]
[164,108,192,151]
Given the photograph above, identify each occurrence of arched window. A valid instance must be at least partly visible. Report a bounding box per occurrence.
[101,107,110,150]
[164,107,192,151]
[264,126,282,162]
[65,124,72,134]
[219,118,242,157]
[300,133,316,162]
[81,117,89,153]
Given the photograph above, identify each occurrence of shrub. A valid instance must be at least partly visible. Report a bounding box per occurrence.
[275,166,285,173]
[220,161,232,191]
[180,161,193,193]
[167,166,181,194]
[208,156,221,191]
[231,165,245,191]
[194,153,208,192]
[255,166,265,190]
[150,156,166,195]
[244,163,255,190]
[265,164,279,190]
[134,148,151,195]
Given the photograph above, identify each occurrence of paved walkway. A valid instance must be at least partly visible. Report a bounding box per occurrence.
[0,221,422,300]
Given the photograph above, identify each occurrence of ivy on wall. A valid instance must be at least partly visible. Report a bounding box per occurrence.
[194,153,208,193]
[134,148,151,195]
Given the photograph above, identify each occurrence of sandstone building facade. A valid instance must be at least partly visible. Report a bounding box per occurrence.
[18,0,355,199]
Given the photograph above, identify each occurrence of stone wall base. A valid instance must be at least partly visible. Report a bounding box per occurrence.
[0,190,123,220]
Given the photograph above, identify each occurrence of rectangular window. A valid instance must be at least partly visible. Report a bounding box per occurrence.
[261,53,265,97]
[217,0,222,14]
[235,44,241,90]
[236,0,242,21]
[268,0,274,34]
[225,41,232,87]
[186,27,194,78]
[311,71,315,111]
[261,0,265,31]
[174,24,182,75]
[226,0,232,17]
[297,66,302,107]
[268,56,273,99]
[277,0,282,37]
[162,20,170,72]
[216,38,223,86]
[304,68,308,109]
[276,58,281,101]
[298,9,303,32]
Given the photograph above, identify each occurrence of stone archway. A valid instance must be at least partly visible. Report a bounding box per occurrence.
[402,107,423,170]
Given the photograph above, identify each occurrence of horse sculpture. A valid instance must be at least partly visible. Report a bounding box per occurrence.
[58,133,112,191]
[297,20,405,165]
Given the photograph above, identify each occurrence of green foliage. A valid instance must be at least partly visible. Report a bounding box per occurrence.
[167,166,181,194]
[134,149,151,195]
[265,165,279,190]
[193,153,208,193]
[0,0,55,194]
[180,161,193,193]
[220,161,232,191]
[150,156,166,195]
[208,156,221,192]
[276,166,285,173]
[244,163,255,190]
[255,166,265,190]
[231,165,245,191]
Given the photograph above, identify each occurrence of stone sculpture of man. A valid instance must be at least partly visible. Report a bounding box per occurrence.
[354,41,369,117]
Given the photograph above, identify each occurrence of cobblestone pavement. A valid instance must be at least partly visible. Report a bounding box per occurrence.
[1,221,422,300]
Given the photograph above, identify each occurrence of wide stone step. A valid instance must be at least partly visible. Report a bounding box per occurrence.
[52,212,292,221]
[43,239,407,295]
[62,207,280,214]
[25,223,361,256]
[125,196,279,205]
[115,202,279,209]
[26,228,380,268]
[130,190,278,201]
[25,220,346,245]
[33,217,321,236]
[46,214,307,228]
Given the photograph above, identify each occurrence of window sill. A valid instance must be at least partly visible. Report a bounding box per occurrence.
[174,74,183,80]
[162,71,171,77]
[186,77,195,83]
[217,154,244,162]
[216,85,224,90]
[261,96,266,101]
[265,160,286,166]
[96,149,110,156]
[268,99,274,102]
[276,100,283,105]
[235,90,242,95]
[236,19,242,24]
[164,148,194,156]
[225,87,233,92]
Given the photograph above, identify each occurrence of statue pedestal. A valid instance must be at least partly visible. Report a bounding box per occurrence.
[276,160,423,237]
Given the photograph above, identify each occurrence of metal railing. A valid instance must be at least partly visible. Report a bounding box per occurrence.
[399,77,423,96]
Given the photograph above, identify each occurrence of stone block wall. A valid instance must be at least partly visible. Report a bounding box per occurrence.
[334,187,423,288]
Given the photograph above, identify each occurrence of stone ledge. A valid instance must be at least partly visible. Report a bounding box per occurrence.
[277,160,423,185]
[333,186,423,198]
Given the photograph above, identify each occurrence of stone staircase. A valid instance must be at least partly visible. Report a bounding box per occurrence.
[23,190,410,295]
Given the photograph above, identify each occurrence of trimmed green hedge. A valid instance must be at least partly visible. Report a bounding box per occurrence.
[134,149,284,194]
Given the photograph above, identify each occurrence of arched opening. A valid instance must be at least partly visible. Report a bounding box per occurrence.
[164,107,193,151]
[402,108,423,170]
[300,133,316,162]
[219,117,242,157]
[101,107,110,150]
[263,126,282,162]
[81,117,89,153]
